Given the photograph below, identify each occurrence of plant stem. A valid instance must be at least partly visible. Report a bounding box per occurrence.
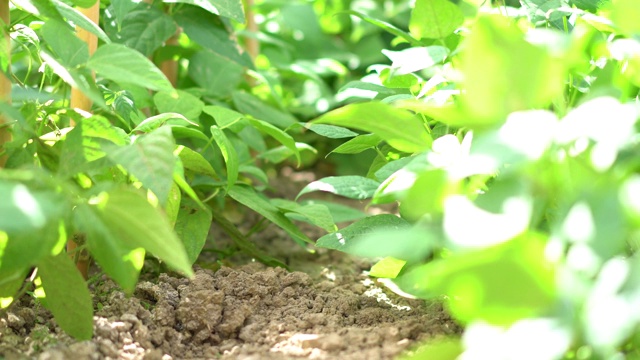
[0,0,11,168]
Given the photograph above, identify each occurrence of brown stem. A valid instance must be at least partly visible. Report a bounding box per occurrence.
[67,1,100,279]
[0,0,11,168]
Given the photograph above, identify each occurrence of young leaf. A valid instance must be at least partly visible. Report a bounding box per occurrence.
[164,0,245,23]
[306,124,359,139]
[175,145,217,178]
[228,185,313,244]
[210,125,239,190]
[174,198,212,264]
[90,188,194,277]
[154,90,204,121]
[329,134,382,155]
[107,126,176,205]
[75,204,145,294]
[369,257,407,279]
[313,102,431,153]
[87,43,173,92]
[272,199,337,232]
[296,176,381,200]
[316,214,410,253]
[115,5,176,56]
[409,0,464,40]
[38,252,94,340]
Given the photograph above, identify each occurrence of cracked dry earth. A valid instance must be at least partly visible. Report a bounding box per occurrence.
[0,172,461,359]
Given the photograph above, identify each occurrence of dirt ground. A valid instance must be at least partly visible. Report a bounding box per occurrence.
[0,170,461,360]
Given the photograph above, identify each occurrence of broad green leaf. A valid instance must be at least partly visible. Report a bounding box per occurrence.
[306,124,359,139]
[330,134,382,155]
[379,68,420,89]
[351,226,434,262]
[210,125,238,190]
[50,0,111,43]
[174,198,212,264]
[111,0,139,26]
[40,52,106,108]
[395,232,556,325]
[90,188,194,277]
[133,113,198,134]
[174,6,253,68]
[228,185,313,244]
[343,10,421,46]
[0,181,69,279]
[239,164,269,185]
[40,21,89,67]
[458,15,566,125]
[38,253,93,340]
[107,127,176,205]
[297,176,381,200]
[75,204,144,294]
[610,0,640,35]
[382,46,449,75]
[300,200,367,223]
[88,43,173,92]
[204,105,247,132]
[370,257,407,279]
[246,118,299,164]
[163,0,245,23]
[400,169,451,221]
[116,6,177,56]
[410,0,464,39]
[272,199,337,232]
[316,214,410,252]
[175,145,217,178]
[154,90,204,121]
[71,0,97,8]
[0,274,25,308]
[59,116,129,177]
[398,339,463,360]
[188,51,244,97]
[232,92,298,129]
[313,102,431,153]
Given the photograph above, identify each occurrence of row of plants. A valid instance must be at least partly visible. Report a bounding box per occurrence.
[2,0,640,358]
[301,0,640,358]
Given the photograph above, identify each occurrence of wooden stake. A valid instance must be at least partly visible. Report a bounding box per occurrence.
[0,0,11,168]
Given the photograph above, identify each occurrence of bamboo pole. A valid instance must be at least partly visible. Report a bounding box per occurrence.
[67,1,100,279]
[0,0,11,168]
[243,0,259,61]
[159,29,181,87]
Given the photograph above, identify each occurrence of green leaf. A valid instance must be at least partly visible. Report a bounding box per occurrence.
[107,127,176,205]
[397,339,463,360]
[228,185,313,244]
[232,92,298,129]
[369,257,407,279]
[300,200,367,223]
[175,145,217,178]
[75,204,144,294]
[40,21,89,67]
[40,52,106,108]
[154,90,204,121]
[306,124,359,139]
[38,253,93,340]
[247,118,299,164]
[174,6,253,68]
[272,199,337,232]
[204,105,247,132]
[87,43,173,92]
[395,232,556,325]
[313,102,431,153]
[0,274,25,307]
[458,15,566,126]
[133,112,198,134]
[51,0,111,44]
[174,198,212,264]
[116,5,177,56]
[111,0,140,26]
[343,10,421,46]
[297,176,381,200]
[330,134,382,155]
[90,188,194,277]
[610,0,640,35]
[188,51,244,97]
[316,214,410,252]
[409,0,464,39]
[382,46,449,75]
[210,125,239,190]
[163,0,245,23]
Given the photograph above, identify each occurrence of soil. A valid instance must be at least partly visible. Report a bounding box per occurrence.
[0,169,461,360]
